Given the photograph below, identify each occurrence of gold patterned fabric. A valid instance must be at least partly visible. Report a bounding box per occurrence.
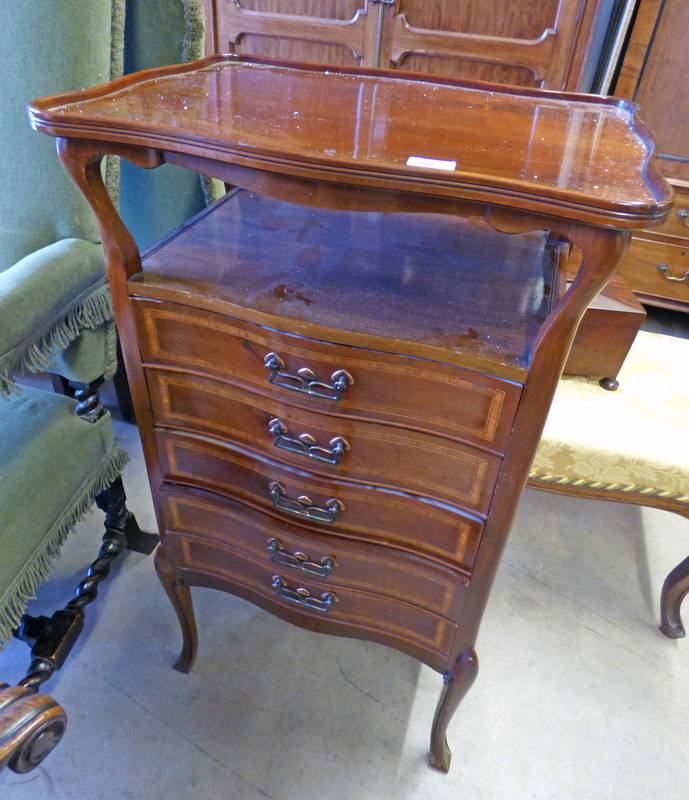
[530,331,689,504]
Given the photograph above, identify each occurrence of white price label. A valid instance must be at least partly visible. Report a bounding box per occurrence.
[406,156,457,171]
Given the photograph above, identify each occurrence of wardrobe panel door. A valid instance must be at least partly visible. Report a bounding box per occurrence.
[204,0,376,67]
[385,0,598,89]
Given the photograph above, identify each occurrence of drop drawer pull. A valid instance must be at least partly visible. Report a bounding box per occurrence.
[271,575,337,613]
[268,418,350,465]
[264,352,353,401]
[657,263,689,283]
[267,537,336,578]
[269,481,344,524]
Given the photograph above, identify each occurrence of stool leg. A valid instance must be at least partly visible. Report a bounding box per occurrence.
[429,647,479,772]
[660,554,689,639]
[154,546,198,673]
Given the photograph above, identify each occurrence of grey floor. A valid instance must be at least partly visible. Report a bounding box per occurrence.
[2,388,689,799]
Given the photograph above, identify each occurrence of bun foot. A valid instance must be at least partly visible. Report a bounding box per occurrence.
[154,546,198,673]
[599,377,619,391]
[429,647,478,773]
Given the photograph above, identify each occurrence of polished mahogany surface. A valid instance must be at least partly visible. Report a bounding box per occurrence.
[28,55,671,226]
[32,54,674,773]
[134,190,558,376]
[155,429,485,570]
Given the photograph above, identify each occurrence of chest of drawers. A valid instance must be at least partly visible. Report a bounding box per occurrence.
[30,55,670,772]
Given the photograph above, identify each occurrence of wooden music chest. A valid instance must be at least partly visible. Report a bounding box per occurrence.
[29,56,671,772]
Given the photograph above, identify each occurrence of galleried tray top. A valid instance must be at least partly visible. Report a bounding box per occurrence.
[29,55,671,227]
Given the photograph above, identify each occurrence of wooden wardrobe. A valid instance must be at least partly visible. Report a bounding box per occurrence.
[203,1,601,90]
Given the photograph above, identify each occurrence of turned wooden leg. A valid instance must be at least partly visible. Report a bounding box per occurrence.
[4,486,149,775]
[429,647,478,773]
[660,554,689,639]
[95,476,158,555]
[154,546,198,673]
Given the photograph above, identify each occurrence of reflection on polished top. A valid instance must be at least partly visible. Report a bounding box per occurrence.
[29,56,671,226]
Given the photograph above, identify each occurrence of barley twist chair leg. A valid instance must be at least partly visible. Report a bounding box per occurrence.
[1,473,157,774]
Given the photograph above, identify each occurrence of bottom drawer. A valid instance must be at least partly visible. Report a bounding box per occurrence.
[163,529,458,667]
[620,236,689,306]
[163,488,457,671]
[159,485,465,618]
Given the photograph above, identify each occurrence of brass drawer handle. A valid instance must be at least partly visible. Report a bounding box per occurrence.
[269,481,344,524]
[267,537,336,578]
[677,208,689,227]
[271,575,337,613]
[657,263,689,283]
[264,352,353,401]
[268,418,350,465]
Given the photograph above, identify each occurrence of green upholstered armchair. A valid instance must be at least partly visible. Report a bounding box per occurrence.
[0,0,205,774]
[0,1,145,775]
[0,2,120,395]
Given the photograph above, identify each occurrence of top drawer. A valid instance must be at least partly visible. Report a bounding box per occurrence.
[133,300,520,453]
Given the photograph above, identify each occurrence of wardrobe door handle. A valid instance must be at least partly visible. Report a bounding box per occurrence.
[267,537,336,578]
[268,418,350,465]
[271,576,337,613]
[263,352,353,401]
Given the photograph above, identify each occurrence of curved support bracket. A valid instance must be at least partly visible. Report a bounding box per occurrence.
[483,205,554,235]
[56,137,168,499]
[56,138,162,281]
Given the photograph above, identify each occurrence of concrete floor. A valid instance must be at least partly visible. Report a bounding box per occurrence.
[2,400,688,799]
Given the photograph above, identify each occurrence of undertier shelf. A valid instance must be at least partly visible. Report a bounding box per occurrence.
[133,190,560,379]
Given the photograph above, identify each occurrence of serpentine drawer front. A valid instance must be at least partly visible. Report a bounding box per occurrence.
[134,299,521,451]
[33,55,670,772]
[163,529,458,668]
[159,486,467,619]
[155,429,484,570]
[147,368,502,513]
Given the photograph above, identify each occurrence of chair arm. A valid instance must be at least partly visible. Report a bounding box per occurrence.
[0,238,113,395]
[0,683,66,773]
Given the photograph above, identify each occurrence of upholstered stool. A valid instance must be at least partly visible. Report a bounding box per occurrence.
[529,330,689,638]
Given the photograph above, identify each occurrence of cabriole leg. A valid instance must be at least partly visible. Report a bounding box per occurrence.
[660,554,689,639]
[429,647,479,772]
[154,547,198,673]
